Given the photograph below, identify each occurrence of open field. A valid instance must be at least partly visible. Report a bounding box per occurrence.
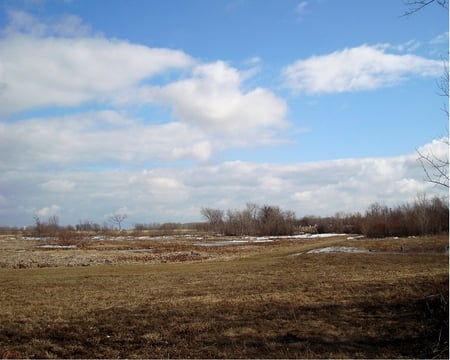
[0,233,448,358]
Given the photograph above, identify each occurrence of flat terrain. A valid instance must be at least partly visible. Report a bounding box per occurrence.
[0,233,448,358]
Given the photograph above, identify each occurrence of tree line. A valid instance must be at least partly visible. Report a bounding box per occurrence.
[0,194,447,239]
[201,195,448,238]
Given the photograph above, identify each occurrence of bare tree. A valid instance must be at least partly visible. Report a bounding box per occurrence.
[416,51,449,189]
[402,0,448,16]
[48,215,60,237]
[200,207,223,231]
[33,215,42,238]
[108,213,128,231]
[403,1,449,188]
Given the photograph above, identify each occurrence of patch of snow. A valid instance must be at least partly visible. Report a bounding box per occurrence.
[273,233,347,240]
[195,233,348,246]
[195,238,273,247]
[306,246,369,254]
[288,252,303,257]
[254,239,274,243]
[36,244,77,249]
[346,235,365,240]
[303,233,348,239]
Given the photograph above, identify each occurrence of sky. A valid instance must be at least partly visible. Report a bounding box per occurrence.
[0,0,448,228]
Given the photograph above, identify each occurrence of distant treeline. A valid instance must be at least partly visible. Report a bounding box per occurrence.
[1,195,447,238]
[200,196,449,238]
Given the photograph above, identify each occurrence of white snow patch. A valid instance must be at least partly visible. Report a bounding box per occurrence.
[195,238,274,247]
[288,233,347,239]
[306,246,369,254]
[36,244,77,249]
[195,233,347,246]
[346,235,365,240]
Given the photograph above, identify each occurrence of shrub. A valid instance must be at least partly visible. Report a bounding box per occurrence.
[57,230,87,247]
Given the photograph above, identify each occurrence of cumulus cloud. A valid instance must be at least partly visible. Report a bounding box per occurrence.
[157,61,288,133]
[36,204,60,217]
[416,137,449,161]
[282,44,442,94]
[0,111,216,168]
[0,105,291,170]
[0,33,194,115]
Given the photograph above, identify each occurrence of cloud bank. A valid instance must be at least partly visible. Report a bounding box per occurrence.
[0,139,446,226]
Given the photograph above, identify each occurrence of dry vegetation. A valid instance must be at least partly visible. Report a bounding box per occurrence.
[0,233,448,358]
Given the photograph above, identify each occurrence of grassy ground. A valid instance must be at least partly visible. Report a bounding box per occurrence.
[0,234,448,358]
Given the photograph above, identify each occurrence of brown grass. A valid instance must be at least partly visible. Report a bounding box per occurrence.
[0,234,448,358]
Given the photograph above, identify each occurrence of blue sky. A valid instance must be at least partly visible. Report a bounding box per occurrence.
[0,0,448,227]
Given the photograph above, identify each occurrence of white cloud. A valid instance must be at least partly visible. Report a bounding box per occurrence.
[2,10,47,37]
[36,204,60,218]
[417,137,449,161]
[0,33,194,115]
[282,44,442,94]
[158,61,288,134]
[392,40,421,53]
[0,111,216,168]
[4,10,93,37]
[0,106,291,170]
[128,171,189,202]
[1,138,447,226]
[429,31,449,45]
[295,1,308,15]
[244,56,262,66]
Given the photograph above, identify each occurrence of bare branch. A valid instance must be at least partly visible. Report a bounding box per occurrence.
[417,139,449,188]
[402,0,448,16]
[436,57,449,118]
[108,213,128,231]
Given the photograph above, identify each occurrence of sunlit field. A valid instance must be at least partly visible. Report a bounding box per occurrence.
[0,233,448,358]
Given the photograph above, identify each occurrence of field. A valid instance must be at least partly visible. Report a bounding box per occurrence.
[0,232,448,358]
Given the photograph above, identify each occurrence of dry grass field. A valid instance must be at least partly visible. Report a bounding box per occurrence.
[0,233,448,358]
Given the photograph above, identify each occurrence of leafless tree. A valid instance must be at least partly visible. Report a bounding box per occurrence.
[200,207,224,232]
[403,1,449,188]
[108,213,128,231]
[416,55,449,188]
[402,0,448,16]
[33,215,42,238]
